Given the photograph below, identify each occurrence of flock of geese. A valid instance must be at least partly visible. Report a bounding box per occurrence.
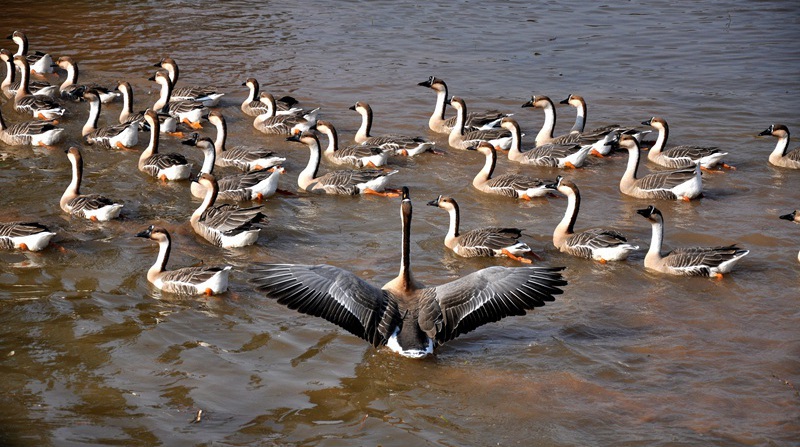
[1,31,798,357]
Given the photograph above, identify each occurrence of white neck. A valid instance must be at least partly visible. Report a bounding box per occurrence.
[570,102,586,133]
[12,37,26,57]
[554,190,577,248]
[319,128,337,156]
[153,78,171,112]
[650,125,668,155]
[354,108,370,143]
[140,118,160,165]
[505,123,522,159]
[245,83,257,104]
[199,144,215,174]
[120,87,133,122]
[644,219,665,267]
[444,205,459,247]
[622,144,641,182]
[61,63,78,89]
[298,139,321,189]
[535,103,556,146]
[61,156,81,208]
[82,98,101,136]
[148,238,170,282]
[1,59,12,90]
[213,119,226,155]
[192,183,216,224]
[771,134,790,159]
[14,61,31,97]
[473,149,495,187]
[429,89,447,130]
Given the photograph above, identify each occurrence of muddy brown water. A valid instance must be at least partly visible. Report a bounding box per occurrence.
[1,1,798,446]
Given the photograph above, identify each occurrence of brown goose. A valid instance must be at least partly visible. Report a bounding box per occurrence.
[81,90,138,149]
[138,110,192,181]
[473,142,552,200]
[501,117,591,168]
[758,124,800,169]
[418,76,507,133]
[154,57,224,107]
[0,222,56,251]
[642,117,730,170]
[447,97,512,150]
[240,77,299,116]
[0,48,57,98]
[12,56,65,120]
[349,101,435,156]
[253,92,318,136]
[617,134,702,201]
[315,120,389,168]
[205,111,286,171]
[61,147,123,221]
[56,56,119,103]
[249,186,567,358]
[191,173,265,248]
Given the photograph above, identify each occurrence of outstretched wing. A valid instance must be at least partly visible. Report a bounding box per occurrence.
[418,266,566,344]
[248,264,401,347]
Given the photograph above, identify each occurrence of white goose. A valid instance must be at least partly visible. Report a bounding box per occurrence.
[7,31,53,75]
[447,97,512,150]
[138,110,192,181]
[0,222,56,251]
[1,49,57,98]
[56,56,119,103]
[191,173,265,248]
[206,111,286,171]
[183,135,283,201]
[81,90,138,149]
[417,76,507,133]
[61,147,123,221]
[758,124,800,169]
[642,117,730,170]
[473,142,552,200]
[618,134,702,201]
[350,101,435,156]
[315,120,389,168]
[249,186,567,358]
[0,107,63,146]
[154,57,224,107]
[12,56,65,120]
[546,177,638,262]
[427,195,534,263]
[637,205,749,278]
[240,77,299,116]
[288,131,400,196]
[253,92,318,136]
[136,225,231,296]
[501,117,591,168]
[150,70,206,129]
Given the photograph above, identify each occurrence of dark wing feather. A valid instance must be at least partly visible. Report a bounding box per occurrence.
[636,166,697,194]
[201,204,264,233]
[418,266,566,344]
[68,194,116,212]
[564,228,629,259]
[248,263,401,347]
[217,168,272,191]
[662,145,719,160]
[457,227,524,251]
[142,153,189,170]
[665,245,748,275]
[487,174,547,192]
[785,147,800,162]
[0,222,50,238]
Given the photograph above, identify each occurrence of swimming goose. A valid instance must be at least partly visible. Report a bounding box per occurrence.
[253,92,319,136]
[501,117,591,168]
[61,147,123,221]
[642,117,730,170]
[1,49,57,98]
[315,120,389,168]
[522,95,619,156]
[55,56,120,103]
[288,131,400,196]
[149,70,206,129]
[183,135,283,201]
[154,57,224,107]
[191,173,265,248]
[138,110,192,181]
[116,81,179,134]
[0,107,63,146]
[81,90,138,149]
[350,101,435,156]
[417,76,507,133]
[7,31,53,75]
[758,124,800,169]
[447,97,513,150]
[427,195,534,263]
[136,225,231,296]
[0,221,56,251]
[618,134,702,201]
[473,142,552,200]
[546,177,638,262]
[249,186,567,358]
[637,205,748,277]
[12,56,65,120]
[205,111,286,171]
[779,210,800,262]
[559,94,627,136]
[240,77,299,116]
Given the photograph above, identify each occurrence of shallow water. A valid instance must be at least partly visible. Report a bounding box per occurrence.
[1,1,799,446]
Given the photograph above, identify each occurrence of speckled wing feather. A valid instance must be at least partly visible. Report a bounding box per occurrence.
[15,95,63,115]
[67,194,117,214]
[248,263,402,347]
[200,204,264,234]
[165,99,204,115]
[564,228,630,259]
[140,153,189,177]
[217,168,272,192]
[663,145,720,160]
[85,123,134,147]
[0,222,51,249]
[460,128,511,147]
[456,227,524,256]
[160,266,229,294]
[417,266,566,344]
[171,86,218,102]
[362,135,428,153]
[443,110,508,131]
[664,245,747,276]
[335,143,385,162]
[257,115,303,135]
[521,143,583,167]
[4,120,58,144]
[219,146,284,170]
[635,166,697,198]
[486,174,548,198]
[314,169,391,195]
[785,147,800,162]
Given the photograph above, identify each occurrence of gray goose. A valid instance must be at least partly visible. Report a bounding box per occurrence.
[617,134,702,201]
[249,186,567,358]
[154,57,224,107]
[473,142,552,200]
[12,56,65,120]
[81,90,138,149]
[417,76,507,133]
[191,173,265,248]
[642,117,730,170]
[758,124,800,169]
[206,111,286,171]
[427,195,534,263]
[501,117,591,168]
[0,106,63,146]
[56,56,119,103]
[0,49,57,98]
[7,31,53,75]
[0,222,56,251]
[315,120,389,168]
[149,70,206,129]
[447,97,512,150]
[637,205,748,278]
[240,77,299,116]
[61,147,123,221]
[138,110,192,181]
[116,81,180,134]
[253,92,318,136]
[349,101,435,156]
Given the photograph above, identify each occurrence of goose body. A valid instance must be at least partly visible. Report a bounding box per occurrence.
[191,173,265,248]
[155,57,224,107]
[249,187,566,358]
[206,111,286,171]
[184,135,283,201]
[7,31,53,75]
[350,101,434,156]
[240,77,299,116]
[253,92,318,135]
[81,90,138,149]
[138,110,192,181]
[116,81,178,133]
[0,107,63,146]
[547,177,638,262]
[136,225,231,296]
[759,124,800,169]
[417,76,507,133]
[779,210,800,262]
[56,56,119,103]
[502,117,591,168]
[288,132,399,196]
[1,49,57,98]
[150,70,206,129]
[473,142,552,200]
[637,205,748,277]
[642,117,728,169]
[61,147,123,221]
[315,120,389,168]
[447,97,512,150]
[618,134,702,201]
[427,195,533,262]
[12,56,65,120]
[0,222,56,251]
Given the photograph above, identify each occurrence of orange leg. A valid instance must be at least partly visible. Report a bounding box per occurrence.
[590,149,604,157]
[204,288,214,296]
[598,258,608,264]
[501,249,533,263]
[564,161,577,169]
[364,188,400,198]
[681,196,692,202]
[167,131,186,138]
[519,195,532,201]
[722,162,736,170]
[712,273,723,280]
[255,193,264,201]
[115,141,127,150]
[18,243,29,251]
[90,216,99,222]
[182,119,203,130]
[365,161,378,168]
